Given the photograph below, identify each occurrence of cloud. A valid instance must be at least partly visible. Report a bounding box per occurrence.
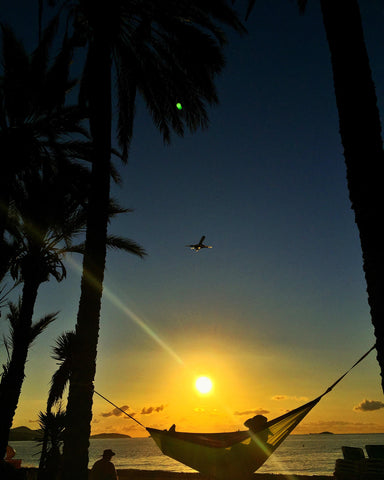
[100,404,166,419]
[233,409,270,416]
[193,408,205,413]
[272,395,308,402]
[354,399,384,412]
[100,405,129,418]
[140,405,165,415]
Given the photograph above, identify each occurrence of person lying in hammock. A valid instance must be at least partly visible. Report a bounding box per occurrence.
[244,415,269,444]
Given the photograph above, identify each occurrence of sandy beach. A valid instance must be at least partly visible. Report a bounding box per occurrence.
[20,468,332,480]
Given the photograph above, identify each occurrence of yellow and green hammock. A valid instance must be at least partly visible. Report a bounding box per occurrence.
[147,396,319,479]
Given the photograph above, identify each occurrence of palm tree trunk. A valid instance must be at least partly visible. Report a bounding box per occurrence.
[320,0,384,390]
[61,33,112,480]
[0,171,12,282]
[0,277,39,459]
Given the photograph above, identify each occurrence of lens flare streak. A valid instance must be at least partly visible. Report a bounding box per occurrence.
[66,255,184,366]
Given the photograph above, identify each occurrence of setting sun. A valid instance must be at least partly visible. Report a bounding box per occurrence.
[195,376,213,394]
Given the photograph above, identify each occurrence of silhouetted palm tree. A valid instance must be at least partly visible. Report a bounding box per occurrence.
[0,21,93,459]
[0,17,145,464]
[244,0,384,390]
[39,330,74,479]
[0,21,89,281]
[36,3,245,478]
[0,301,58,458]
[37,407,66,480]
[0,157,145,459]
[37,330,74,479]
[0,160,86,458]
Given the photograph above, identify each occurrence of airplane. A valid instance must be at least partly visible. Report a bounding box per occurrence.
[186,235,213,252]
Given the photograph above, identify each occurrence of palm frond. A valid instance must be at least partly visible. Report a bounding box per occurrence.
[68,235,146,258]
[52,330,75,362]
[114,50,136,161]
[107,198,133,218]
[47,362,71,411]
[6,299,22,344]
[48,331,75,410]
[0,280,19,309]
[38,408,65,435]
[64,243,85,255]
[110,159,123,184]
[106,234,147,258]
[245,0,256,20]
[30,312,58,344]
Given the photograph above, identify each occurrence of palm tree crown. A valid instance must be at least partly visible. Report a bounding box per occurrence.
[0,21,89,280]
[59,0,246,156]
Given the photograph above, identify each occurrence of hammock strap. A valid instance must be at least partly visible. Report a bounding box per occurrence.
[93,389,146,429]
[320,344,376,398]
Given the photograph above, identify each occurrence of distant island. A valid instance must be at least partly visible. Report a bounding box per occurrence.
[309,431,334,435]
[91,433,131,439]
[9,426,42,441]
[9,427,131,441]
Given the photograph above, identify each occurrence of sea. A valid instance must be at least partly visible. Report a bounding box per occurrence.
[8,433,384,476]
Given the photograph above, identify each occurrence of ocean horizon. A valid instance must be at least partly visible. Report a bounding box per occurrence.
[8,433,384,476]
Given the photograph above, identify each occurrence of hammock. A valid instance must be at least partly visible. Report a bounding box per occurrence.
[147,396,320,479]
[94,345,375,480]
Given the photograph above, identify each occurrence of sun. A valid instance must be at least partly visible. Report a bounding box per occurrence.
[195,376,213,394]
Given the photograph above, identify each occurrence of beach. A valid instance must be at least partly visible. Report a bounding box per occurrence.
[20,469,332,480]
[114,470,332,480]
[13,434,384,478]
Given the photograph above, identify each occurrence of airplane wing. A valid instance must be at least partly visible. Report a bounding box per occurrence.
[199,235,206,243]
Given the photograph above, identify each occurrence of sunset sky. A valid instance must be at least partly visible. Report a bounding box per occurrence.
[1,1,384,438]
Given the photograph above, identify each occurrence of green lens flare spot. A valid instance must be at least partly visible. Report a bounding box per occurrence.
[176,102,183,110]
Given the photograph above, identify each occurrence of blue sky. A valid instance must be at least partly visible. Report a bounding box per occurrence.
[1,1,384,436]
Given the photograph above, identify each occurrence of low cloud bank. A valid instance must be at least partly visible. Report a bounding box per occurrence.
[233,408,269,416]
[141,405,165,415]
[100,405,130,417]
[354,399,384,412]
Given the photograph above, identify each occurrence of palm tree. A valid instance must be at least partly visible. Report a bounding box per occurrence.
[0,21,88,281]
[0,162,83,458]
[37,329,77,480]
[0,22,93,459]
[0,301,58,458]
[244,0,384,390]
[38,330,74,479]
[37,408,66,480]
[36,2,245,478]
[0,18,145,462]
[0,157,145,459]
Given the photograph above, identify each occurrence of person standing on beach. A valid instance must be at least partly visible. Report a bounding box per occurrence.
[90,449,118,480]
